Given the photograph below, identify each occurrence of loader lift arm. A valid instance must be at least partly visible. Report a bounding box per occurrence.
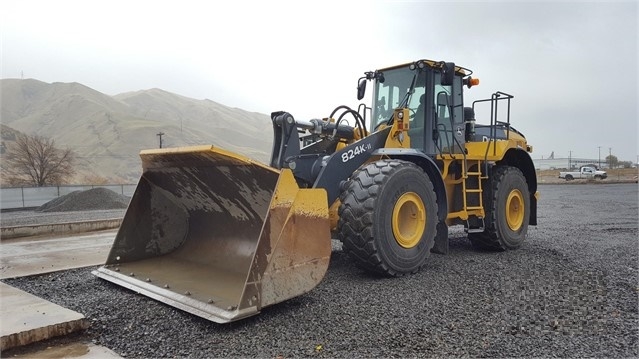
[269,109,451,257]
[270,110,390,204]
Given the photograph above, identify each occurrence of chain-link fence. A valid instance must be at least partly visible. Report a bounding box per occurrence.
[1,184,137,210]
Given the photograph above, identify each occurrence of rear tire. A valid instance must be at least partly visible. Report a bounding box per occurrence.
[469,166,530,251]
[338,159,438,276]
[565,174,573,181]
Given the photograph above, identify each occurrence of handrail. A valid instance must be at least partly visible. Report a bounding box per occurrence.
[472,91,514,175]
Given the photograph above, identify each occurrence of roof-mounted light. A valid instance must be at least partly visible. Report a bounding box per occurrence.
[463,76,480,88]
[409,61,426,71]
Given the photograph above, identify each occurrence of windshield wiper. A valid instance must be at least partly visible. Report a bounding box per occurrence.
[384,72,418,126]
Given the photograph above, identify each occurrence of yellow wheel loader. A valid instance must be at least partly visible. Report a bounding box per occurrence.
[94,59,538,323]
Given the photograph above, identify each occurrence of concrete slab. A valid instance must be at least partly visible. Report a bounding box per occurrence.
[1,219,122,240]
[0,283,89,351]
[0,231,116,279]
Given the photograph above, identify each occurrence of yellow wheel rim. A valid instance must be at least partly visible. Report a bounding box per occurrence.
[392,192,426,248]
[506,189,524,231]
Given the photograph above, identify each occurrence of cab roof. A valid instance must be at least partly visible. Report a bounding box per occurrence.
[377,59,471,76]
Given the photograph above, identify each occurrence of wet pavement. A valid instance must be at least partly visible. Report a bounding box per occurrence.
[1,230,116,279]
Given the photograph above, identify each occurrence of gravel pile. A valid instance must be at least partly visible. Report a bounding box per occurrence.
[37,188,130,212]
[1,187,129,227]
[3,184,638,358]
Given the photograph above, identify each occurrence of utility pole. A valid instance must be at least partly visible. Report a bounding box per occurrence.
[569,150,572,169]
[157,132,165,148]
[598,146,601,169]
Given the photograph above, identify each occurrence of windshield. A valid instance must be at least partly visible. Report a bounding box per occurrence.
[372,67,425,128]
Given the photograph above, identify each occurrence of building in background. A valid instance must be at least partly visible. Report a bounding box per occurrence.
[533,158,604,170]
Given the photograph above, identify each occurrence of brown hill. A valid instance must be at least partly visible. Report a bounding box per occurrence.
[0,79,272,183]
[0,124,24,155]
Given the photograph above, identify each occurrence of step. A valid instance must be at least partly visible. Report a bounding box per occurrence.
[0,283,89,351]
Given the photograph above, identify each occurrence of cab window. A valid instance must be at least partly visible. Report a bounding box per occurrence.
[372,68,422,128]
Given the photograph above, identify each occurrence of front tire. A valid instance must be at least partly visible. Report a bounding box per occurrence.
[469,166,530,251]
[338,159,438,276]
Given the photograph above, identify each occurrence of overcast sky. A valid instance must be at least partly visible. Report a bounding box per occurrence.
[2,0,637,162]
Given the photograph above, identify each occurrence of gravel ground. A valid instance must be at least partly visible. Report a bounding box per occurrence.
[3,183,638,358]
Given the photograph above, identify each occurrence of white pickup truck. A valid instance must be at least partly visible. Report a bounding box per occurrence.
[559,166,607,181]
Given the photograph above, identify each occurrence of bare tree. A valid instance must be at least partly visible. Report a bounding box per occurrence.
[4,134,75,186]
[605,154,619,169]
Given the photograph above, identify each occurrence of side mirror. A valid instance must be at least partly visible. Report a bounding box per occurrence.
[441,62,455,86]
[357,78,367,100]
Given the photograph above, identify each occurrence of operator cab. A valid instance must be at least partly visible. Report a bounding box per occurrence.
[359,60,477,156]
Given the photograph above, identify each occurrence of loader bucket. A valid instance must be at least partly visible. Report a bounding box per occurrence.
[93,145,331,323]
